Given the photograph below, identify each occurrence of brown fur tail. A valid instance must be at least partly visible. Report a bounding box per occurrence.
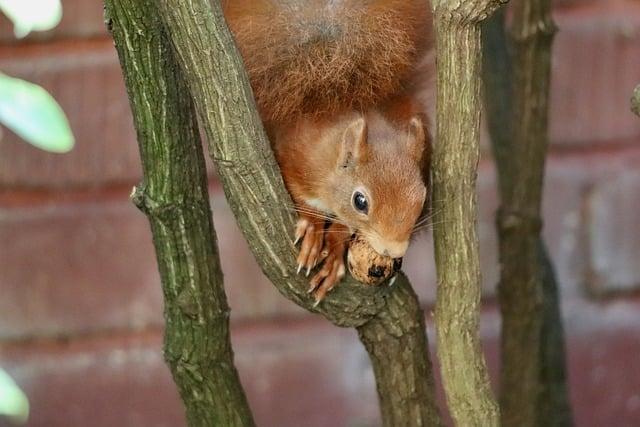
[223,0,432,123]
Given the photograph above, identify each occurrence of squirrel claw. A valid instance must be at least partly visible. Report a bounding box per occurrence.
[307,281,318,294]
[307,222,349,304]
[294,217,324,277]
[293,218,309,246]
[308,254,345,303]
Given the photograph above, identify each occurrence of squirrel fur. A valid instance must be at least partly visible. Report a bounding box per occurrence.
[223,0,433,301]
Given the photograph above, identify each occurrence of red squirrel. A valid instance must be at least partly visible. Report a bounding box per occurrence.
[223,0,433,302]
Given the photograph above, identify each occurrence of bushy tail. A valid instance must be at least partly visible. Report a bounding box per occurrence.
[223,0,431,123]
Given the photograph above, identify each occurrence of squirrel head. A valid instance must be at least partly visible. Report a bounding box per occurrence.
[325,113,429,259]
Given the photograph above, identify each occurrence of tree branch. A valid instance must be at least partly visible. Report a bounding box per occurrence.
[430,1,505,425]
[482,3,573,426]
[632,84,640,117]
[481,8,513,198]
[105,0,255,425]
[357,276,440,427]
[153,0,441,425]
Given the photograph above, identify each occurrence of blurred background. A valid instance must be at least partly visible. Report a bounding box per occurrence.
[1,0,639,426]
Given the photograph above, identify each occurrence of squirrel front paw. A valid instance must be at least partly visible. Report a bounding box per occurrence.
[307,223,350,305]
[294,216,325,276]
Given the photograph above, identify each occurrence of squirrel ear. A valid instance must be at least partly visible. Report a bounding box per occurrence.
[406,116,426,162]
[339,117,368,168]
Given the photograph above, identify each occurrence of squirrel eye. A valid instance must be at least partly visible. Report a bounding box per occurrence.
[352,191,369,214]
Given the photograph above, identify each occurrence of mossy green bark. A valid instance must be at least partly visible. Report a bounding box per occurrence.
[105,1,255,425]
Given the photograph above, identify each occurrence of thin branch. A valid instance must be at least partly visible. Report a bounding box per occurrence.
[105,0,255,425]
[482,8,513,197]
[153,0,441,425]
[430,1,505,425]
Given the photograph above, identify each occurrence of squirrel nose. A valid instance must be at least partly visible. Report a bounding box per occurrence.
[369,238,409,259]
[381,241,409,259]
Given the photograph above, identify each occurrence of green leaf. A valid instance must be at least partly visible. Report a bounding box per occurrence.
[0,0,62,38]
[0,368,29,424]
[0,73,74,153]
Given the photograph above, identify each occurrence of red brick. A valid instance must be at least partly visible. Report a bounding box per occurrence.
[459,153,589,301]
[540,152,594,298]
[472,146,640,300]
[3,300,640,427]
[527,146,640,297]
[549,1,640,146]
[212,193,306,320]
[2,146,638,337]
[0,0,107,43]
[0,324,379,427]
[0,334,185,427]
[0,195,164,340]
[0,189,303,340]
[0,41,141,189]
[476,301,640,427]
[233,321,380,427]
[585,151,640,294]
[564,299,640,427]
[0,162,513,336]
[0,40,218,189]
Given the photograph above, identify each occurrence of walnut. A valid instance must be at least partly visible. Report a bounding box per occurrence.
[347,234,402,285]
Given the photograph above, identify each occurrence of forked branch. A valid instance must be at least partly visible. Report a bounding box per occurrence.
[153,0,441,425]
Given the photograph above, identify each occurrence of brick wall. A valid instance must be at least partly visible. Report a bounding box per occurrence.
[1,1,639,426]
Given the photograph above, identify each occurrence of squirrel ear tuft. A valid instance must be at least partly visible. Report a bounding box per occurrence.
[407,116,425,162]
[339,117,368,168]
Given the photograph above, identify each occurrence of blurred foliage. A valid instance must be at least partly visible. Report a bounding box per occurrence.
[0,0,61,38]
[0,368,28,424]
[0,73,74,152]
[0,3,69,423]
[0,0,74,153]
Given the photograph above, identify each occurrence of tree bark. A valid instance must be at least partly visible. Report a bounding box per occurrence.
[105,1,255,425]
[632,84,640,117]
[430,1,505,426]
[152,0,442,425]
[482,3,573,427]
[357,276,440,427]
